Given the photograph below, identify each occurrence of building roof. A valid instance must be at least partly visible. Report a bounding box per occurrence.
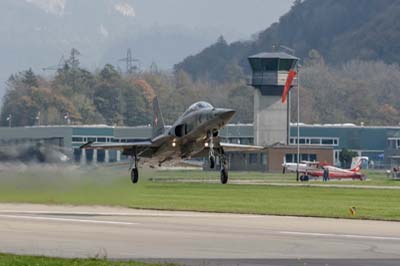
[248,52,299,60]
[290,122,400,129]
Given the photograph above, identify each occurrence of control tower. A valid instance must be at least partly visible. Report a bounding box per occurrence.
[248,52,298,146]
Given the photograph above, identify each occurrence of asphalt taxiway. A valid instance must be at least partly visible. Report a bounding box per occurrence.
[0,203,399,260]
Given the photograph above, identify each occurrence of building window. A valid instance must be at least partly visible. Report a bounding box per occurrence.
[73,148,81,162]
[249,154,258,164]
[286,153,317,163]
[290,137,338,146]
[231,138,240,144]
[241,138,250,145]
[260,154,267,165]
[72,137,83,142]
[97,138,106,142]
[310,139,320,145]
[322,139,333,145]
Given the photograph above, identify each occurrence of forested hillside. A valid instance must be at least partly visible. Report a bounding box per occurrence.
[171,0,400,126]
[293,60,400,125]
[0,64,149,127]
[175,0,400,82]
[0,51,253,127]
[2,0,400,127]
[3,56,400,127]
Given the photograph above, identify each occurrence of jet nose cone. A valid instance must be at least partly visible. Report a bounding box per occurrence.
[218,108,236,122]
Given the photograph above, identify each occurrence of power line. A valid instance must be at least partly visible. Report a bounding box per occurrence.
[42,55,66,72]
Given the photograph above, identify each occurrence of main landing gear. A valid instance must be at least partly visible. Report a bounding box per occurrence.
[130,155,139,184]
[219,148,228,184]
[207,132,229,184]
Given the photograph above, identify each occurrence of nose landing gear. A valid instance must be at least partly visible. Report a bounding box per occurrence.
[209,155,216,169]
[208,133,216,169]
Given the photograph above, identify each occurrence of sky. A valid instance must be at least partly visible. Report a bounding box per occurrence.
[0,0,294,98]
[132,0,294,41]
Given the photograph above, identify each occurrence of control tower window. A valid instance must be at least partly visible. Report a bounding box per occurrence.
[263,59,278,71]
[278,59,295,71]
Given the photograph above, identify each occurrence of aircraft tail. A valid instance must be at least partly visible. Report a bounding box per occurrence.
[350,156,363,172]
[152,97,165,139]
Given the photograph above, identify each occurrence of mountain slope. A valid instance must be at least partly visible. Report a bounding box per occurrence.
[175,0,400,82]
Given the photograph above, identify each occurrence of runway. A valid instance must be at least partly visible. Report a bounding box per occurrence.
[0,203,400,260]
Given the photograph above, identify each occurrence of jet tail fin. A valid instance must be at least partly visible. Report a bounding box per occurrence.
[152,97,165,139]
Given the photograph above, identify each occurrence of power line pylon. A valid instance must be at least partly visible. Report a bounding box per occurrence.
[119,48,140,74]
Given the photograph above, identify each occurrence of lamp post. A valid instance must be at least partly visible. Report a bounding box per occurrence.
[6,114,12,128]
[64,112,71,125]
[36,111,41,126]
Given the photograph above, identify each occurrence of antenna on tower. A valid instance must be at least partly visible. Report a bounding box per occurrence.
[119,48,140,74]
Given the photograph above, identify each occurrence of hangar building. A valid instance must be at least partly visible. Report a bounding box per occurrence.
[0,123,398,171]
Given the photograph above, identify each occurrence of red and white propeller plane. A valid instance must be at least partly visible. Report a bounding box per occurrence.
[282,156,368,181]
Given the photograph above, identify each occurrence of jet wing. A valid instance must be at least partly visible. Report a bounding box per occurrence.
[80,140,153,150]
[218,142,264,152]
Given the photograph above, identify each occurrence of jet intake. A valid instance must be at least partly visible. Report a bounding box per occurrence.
[212,130,219,137]
[174,124,187,137]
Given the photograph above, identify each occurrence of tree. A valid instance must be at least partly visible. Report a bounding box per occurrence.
[22,68,38,88]
[99,64,121,82]
[67,48,81,69]
[93,83,124,126]
[339,148,358,168]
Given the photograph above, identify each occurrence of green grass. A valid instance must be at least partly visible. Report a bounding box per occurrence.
[154,169,400,186]
[0,253,174,266]
[0,165,400,221]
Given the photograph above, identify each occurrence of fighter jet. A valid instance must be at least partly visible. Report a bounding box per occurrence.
[81,98,263,184]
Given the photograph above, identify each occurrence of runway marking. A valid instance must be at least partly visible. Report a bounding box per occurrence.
[0,210,258,218]
[280,231,400,241]
[0,214,137,226]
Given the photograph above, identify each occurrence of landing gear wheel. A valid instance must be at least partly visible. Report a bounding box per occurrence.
[219,147,228,184]
[220,168,228,184]
[129,155,139,184]
[131,168,139,184]
[209,156,216,169]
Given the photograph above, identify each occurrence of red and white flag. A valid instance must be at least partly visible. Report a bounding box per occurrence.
[282,70,297,103]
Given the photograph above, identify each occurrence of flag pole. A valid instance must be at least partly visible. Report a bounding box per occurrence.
[296,64,300,182]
